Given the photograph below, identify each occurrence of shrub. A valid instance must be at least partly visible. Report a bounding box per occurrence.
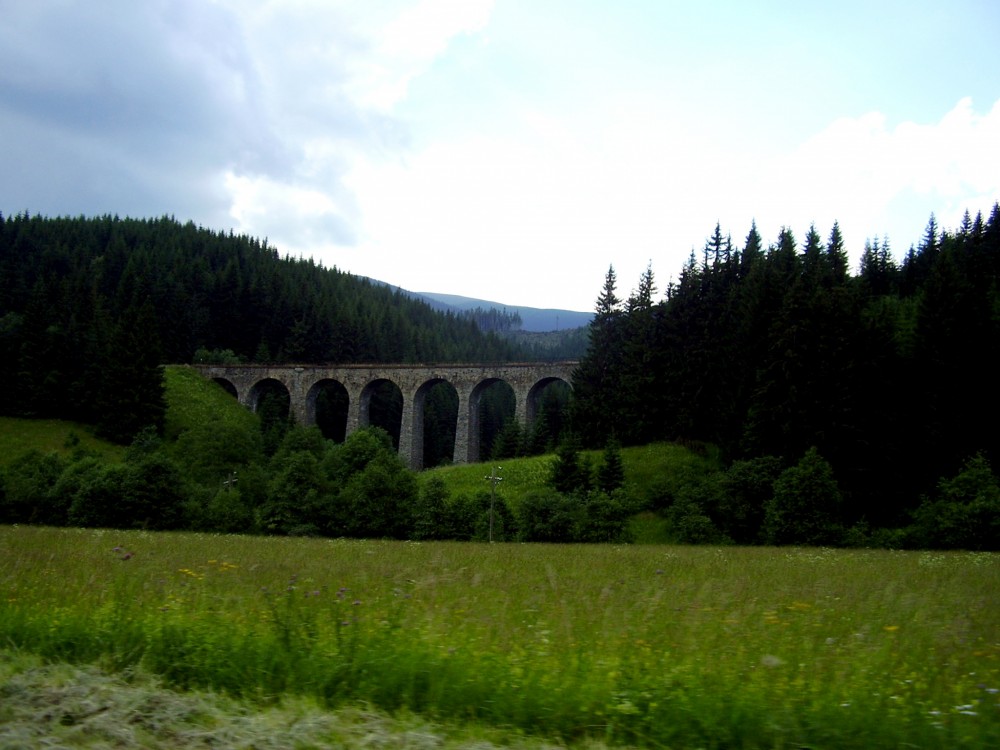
[763,447,843,546]
[576,489,633,543]
[121,453,188,530]
[910,453,1000,550]
[337,452,418,539]
[260,451,329,535]
[448,490,514,541]
[411,476,452,540]
[717,455,783,543]
[1,450,68,524]
[66,463,130,528]
[517,489,581,542]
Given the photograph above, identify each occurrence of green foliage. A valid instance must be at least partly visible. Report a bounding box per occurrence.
[171,422,264,486]
[516,489,580,542]
[763,448,844,545]
[569,208,1000,540]
[66,463,130,528]
[410,476,451,540]
[490,418,523,460]
[323,427,395,483]
[717,455,784,543]
[193,347,244,364]
[199,487,254,534]
[162,366,260,441]
[337,452,417,539]
[449,490,515,541]
[911,453,1000,550]
[0,213,524,444]
[0,418,125,467]
[121,453,188,530]
[547,433,592,495]
[260,450,328,536]
[576,489,634,543]
[596,437,625,494]
[0,450,68,525]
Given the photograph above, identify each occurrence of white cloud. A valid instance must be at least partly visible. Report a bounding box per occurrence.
[332,94,1000,310]
[336,0,494,111]
[755,97,1000,251]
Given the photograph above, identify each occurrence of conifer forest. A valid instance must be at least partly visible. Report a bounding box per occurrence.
[1,208,999,549]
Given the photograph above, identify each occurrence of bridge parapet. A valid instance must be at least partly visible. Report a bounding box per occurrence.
[190,362,577,469]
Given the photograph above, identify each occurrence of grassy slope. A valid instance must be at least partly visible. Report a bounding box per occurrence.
[162,365,260,440]
[0,366,257,467]
[419,441,721,544]
[0,418,125,467]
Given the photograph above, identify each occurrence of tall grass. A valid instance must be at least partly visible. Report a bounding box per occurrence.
[2,525,998,748]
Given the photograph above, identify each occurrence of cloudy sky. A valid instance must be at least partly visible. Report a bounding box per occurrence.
[2,1,999,311]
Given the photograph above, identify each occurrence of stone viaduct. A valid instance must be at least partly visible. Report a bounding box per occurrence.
[191,362,577,470]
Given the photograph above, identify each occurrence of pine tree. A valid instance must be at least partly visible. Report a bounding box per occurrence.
[571,266,626,446]
[596,437,625,494]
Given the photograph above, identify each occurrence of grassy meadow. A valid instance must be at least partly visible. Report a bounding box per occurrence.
[2,525,998,748]
[419,440,719,513]
[0,417,125,467]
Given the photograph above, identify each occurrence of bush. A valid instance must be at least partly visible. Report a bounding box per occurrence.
[121,453,188,530]
[260,451,329,535]
[337,452,417,538]
[200,487,255,534]
[763,447,843,546]
[171,422,264,485]
[910,453,1000,550]
[1,450,68,524]
[717,455,783,543]
[67,463,130,528]
[666,499,728,544]
[411,476,452,540]
[517,489,581,542]
[576,489,633,543]
[449,490,514,541]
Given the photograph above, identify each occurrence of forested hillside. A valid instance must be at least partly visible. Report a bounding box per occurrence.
[570,206,1000,546]
[0,213,519,441]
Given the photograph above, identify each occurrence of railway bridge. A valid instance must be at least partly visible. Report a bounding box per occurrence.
[191,362,577,469]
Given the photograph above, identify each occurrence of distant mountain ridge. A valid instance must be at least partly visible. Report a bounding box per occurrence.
[412,291,592,333]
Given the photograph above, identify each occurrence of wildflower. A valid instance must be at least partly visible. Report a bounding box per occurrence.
[883,625,900,632]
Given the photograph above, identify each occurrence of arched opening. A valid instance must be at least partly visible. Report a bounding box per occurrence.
[361,379,403,450]
[248,378,291,456]
[420,380,458,468]
[307,379,349,442]
[526,379,572,454]
[212,377,238,399]
[475,380,516,461]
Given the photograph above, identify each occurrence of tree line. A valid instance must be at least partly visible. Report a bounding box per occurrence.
[0,213,522,442]
[0,424,632,543]
[570,206,1000,548]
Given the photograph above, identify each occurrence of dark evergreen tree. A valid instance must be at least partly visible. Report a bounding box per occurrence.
[548,433,592,495]
[596,437,625,495]
[570,266,625,445]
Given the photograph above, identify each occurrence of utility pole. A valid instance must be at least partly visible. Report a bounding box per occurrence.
[484,466,503,543]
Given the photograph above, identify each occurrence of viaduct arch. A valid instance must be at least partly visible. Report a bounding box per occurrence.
[191,362,577,469]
